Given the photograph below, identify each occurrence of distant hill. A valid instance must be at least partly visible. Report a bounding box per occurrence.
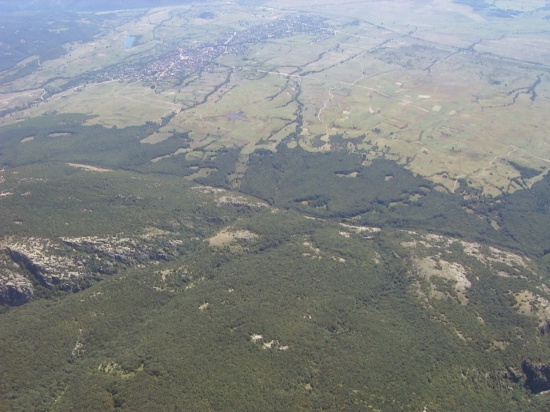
[0,0,200,13]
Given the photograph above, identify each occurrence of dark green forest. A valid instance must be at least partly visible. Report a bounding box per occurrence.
[0,12,113,75]
[2,115,549,262]
[1,115,550,411]
[240,144,550,260]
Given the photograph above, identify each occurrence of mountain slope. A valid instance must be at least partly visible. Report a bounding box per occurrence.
[0,164,550,411]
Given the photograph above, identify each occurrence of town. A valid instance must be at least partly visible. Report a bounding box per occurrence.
[95,14,331,84]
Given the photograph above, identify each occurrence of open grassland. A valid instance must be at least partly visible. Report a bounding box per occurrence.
[162,70,300,152]
[0,89,45,113]
[2,81,180,128]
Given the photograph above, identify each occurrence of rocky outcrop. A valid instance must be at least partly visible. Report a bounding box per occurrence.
[402,232,536,278]
[191,186,270,209]
[5,238,86,288]
[538,320,550,336]
[62,236,154,265]
[499,361,550,394]
[0,269,33,306]
[521,361,550,394]
[0,230,190,306]
[61,233,186,264]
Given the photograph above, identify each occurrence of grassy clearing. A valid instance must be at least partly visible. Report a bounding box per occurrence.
[166,72,298,150]
[2,81,179,128]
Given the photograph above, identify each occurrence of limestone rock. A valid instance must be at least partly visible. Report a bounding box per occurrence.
[0,269,33,306]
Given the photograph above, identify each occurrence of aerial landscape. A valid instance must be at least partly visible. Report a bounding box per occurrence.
[1,0,550,410]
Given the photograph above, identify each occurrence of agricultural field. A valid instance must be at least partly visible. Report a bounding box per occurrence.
[1,0,549,195]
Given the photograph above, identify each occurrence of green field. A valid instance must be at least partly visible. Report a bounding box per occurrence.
[2,0,549,195]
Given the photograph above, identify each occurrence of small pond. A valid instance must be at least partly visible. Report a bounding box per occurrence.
[226,113,249,121]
